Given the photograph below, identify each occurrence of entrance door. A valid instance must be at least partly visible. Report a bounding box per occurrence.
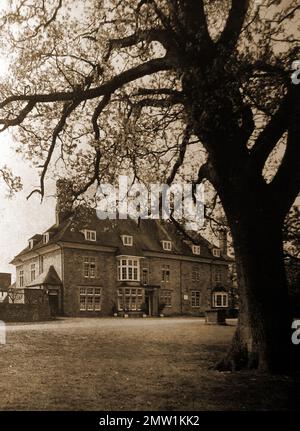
[48,293,59,316]
[145,289,158,316]
[145,290,152,316]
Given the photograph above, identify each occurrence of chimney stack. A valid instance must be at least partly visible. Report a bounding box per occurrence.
[55,179,74,226]
[219,228,227,255]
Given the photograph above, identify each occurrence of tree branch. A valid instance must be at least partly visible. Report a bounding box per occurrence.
[0,57,174,132]
[104,29,174,61]
[250,88,296,172]
[166,127,190,186]
[0,57,173,121]
[270,86,300,218]
[27,99,82,200]
[217,0,250,52]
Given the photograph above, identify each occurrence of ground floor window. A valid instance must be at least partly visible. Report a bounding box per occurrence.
[117,288,143,311]
[79,287,101,311]
[191,290,202,307]
[160,289,172,307]
[212,292,228,308]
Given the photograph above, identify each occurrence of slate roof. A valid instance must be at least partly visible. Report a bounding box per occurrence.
[12,211,230,263]
[26,265,62,287]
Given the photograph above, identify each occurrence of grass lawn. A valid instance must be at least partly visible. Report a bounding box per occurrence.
[0,317,299,411]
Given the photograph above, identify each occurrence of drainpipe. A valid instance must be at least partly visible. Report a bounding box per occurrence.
[57,242,64,315]
[180,260,183,315]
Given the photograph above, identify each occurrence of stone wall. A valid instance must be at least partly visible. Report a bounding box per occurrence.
[0,303,51,322]
[63,247,116,316]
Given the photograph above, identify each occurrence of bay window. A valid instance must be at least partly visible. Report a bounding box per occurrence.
[117,288,143,311]
[117,257,140,281]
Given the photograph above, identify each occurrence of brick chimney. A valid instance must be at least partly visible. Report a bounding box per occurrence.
[0,273,11,290]
[219,228,227,255]
[55,179,74,226]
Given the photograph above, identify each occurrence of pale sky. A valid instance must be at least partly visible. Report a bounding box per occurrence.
[0,133,56,276]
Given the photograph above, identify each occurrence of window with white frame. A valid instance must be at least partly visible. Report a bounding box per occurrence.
[117,258,140,281]
[160,289,172,307]
[212,292,228,308]
[29,239,34,249]
[192,245,201,255]
[117,288,143,311]
[79,287,101,311]
[213,248,221,257]
[43,233,49,244]
[19,268,24,287]
[162,240,172,251]
[84,230,97,241]
[161,264,170,282]
[121,235,133,246]
[191,291,202,307]
[30,263,36,281]
[83,257,96,278]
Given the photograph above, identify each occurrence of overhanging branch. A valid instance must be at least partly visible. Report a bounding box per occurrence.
[217,0,250,52]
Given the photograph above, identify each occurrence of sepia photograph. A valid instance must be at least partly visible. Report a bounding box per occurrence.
[0,0,299,422]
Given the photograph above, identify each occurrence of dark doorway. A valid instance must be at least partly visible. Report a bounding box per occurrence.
[48,293,59,316]
[145,290,151,315]
[144,288,159,316]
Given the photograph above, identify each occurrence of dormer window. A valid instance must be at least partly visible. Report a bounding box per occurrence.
[28,239,34,249]
[84,230,97,241]
[43,233,49,244]
[192,245,201,255]
[213,248,220,257]
[122,235,133,246]
[162,241,172,251]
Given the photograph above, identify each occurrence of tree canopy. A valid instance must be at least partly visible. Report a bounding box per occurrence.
[0,0,299,211]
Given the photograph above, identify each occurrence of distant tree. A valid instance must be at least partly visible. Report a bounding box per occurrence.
[0,0,299,373]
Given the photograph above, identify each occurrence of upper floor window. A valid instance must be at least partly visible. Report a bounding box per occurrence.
[212,292,228,308]
[121,235,133,246]
[19,268,24,287]
[192,265,200,282]
[162,241,172,251]
[83,257,96,278]
[215,267,222,283]
[192,245,201,255]
[118,258,140,281]
[39,255,44,275]
[30,263,36,282]
[142,268,149,285]
[43,233,49,244]
[213,248,220,257]
[161,264,170,282]
[28,239,34,249]
[84,230,97,241]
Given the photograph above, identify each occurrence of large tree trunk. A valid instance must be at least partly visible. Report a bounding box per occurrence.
[183,66,300,374]
[217,207,295,374]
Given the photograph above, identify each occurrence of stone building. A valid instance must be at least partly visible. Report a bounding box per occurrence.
[10,206,231,317]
